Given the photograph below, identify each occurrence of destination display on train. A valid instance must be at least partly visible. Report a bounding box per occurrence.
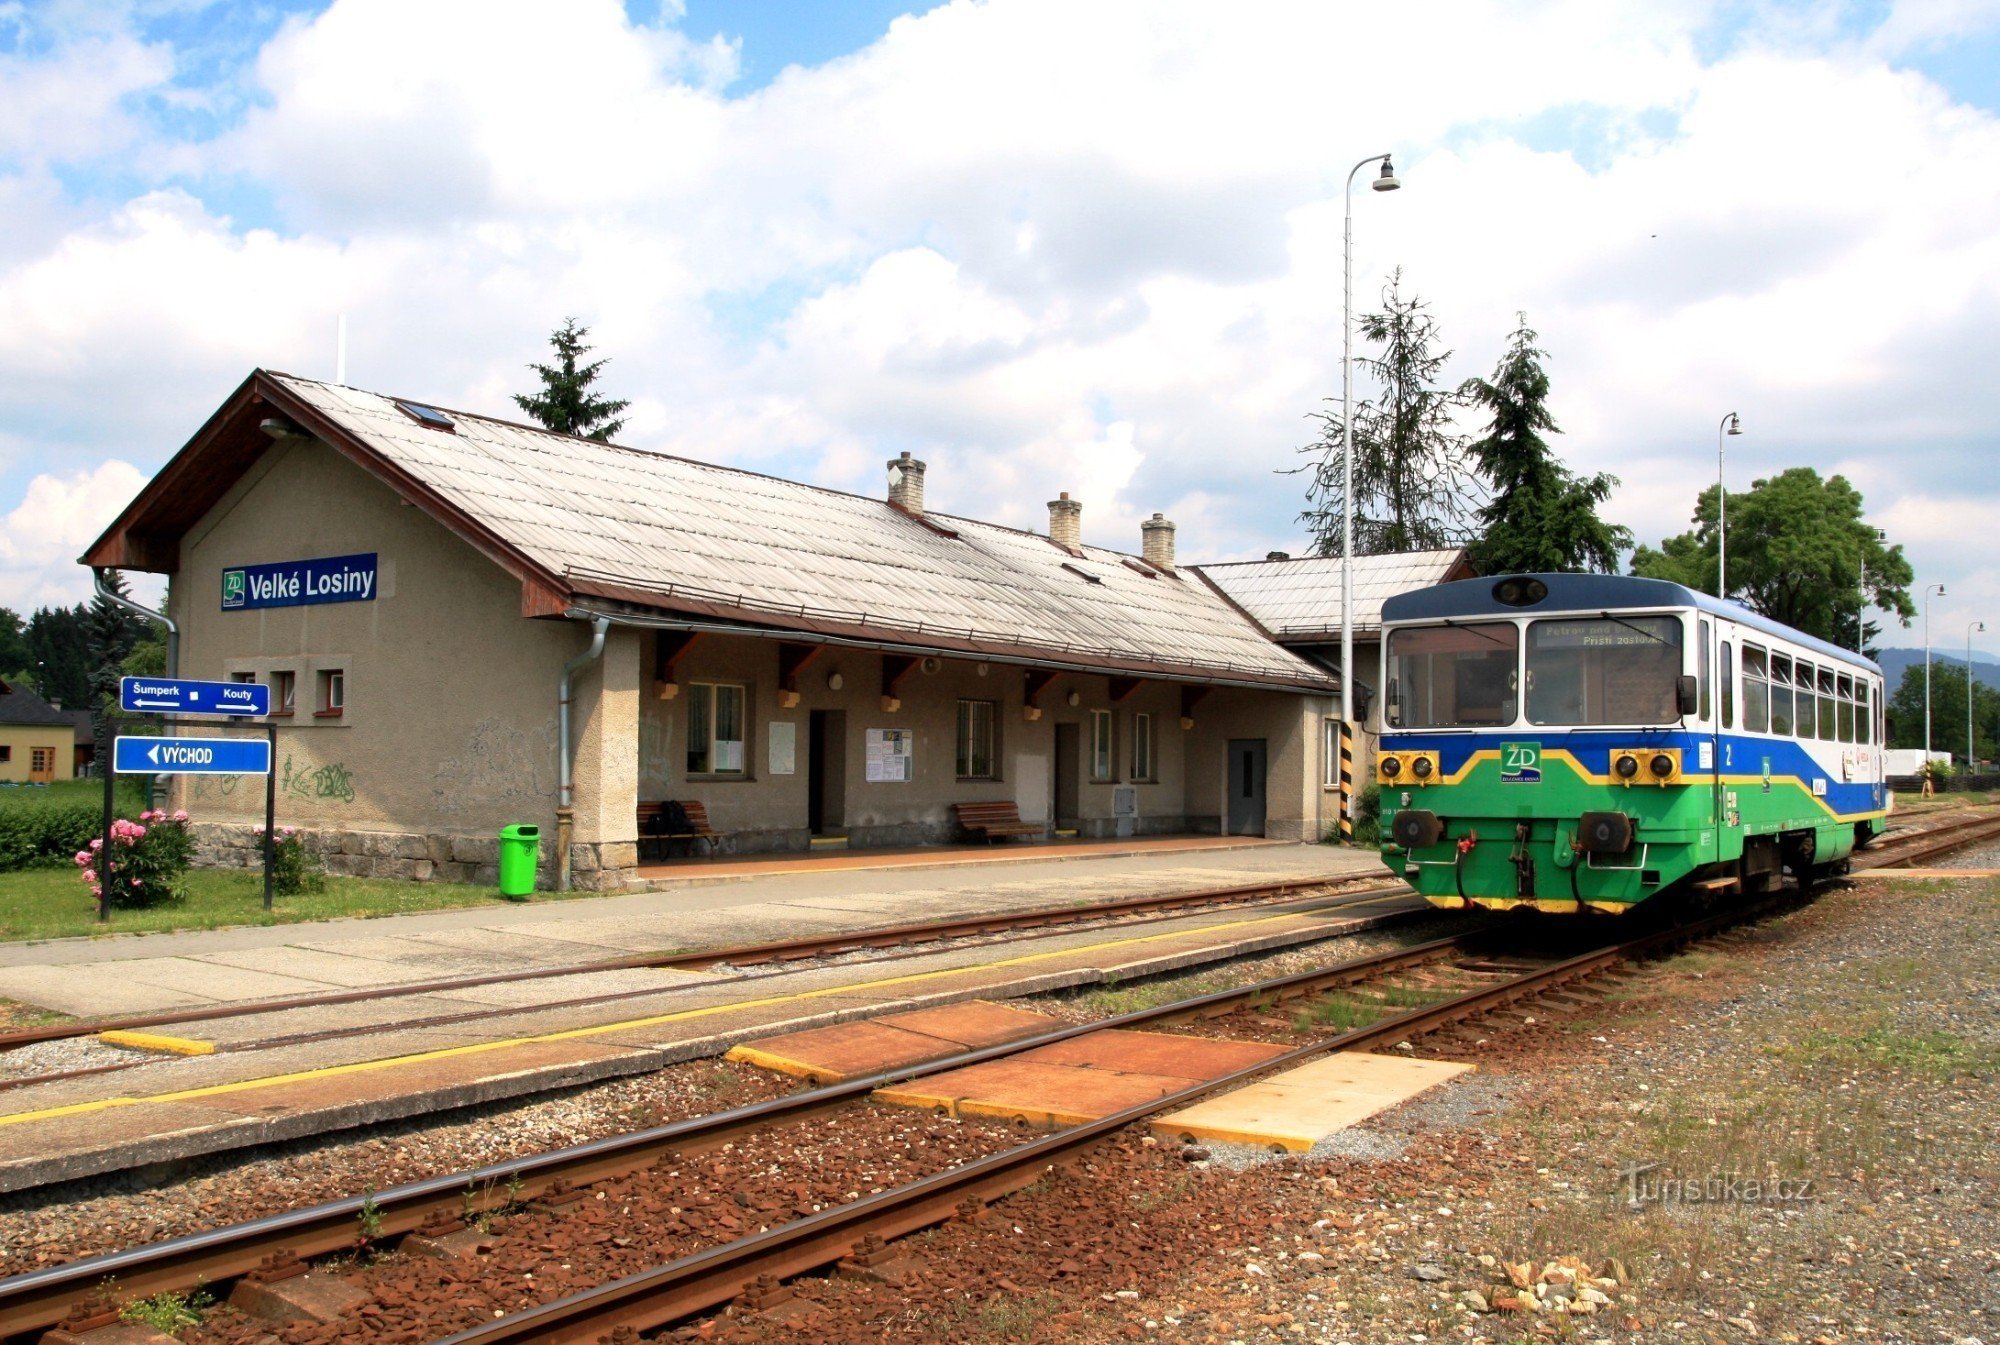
[1531,618,1677,649]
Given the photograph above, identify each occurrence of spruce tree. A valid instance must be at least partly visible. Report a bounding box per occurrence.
[513,318,631,442]
[1297,270,1479,557]
[86,572,151,759]
[1462,316,1631,574]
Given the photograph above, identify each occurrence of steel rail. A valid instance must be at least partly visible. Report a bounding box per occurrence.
[437,900,1780,1345]
[1852,810,2000,871]
[0,915,1459,1339]
[0,876,1404,1051]
[0,887,1422,1099]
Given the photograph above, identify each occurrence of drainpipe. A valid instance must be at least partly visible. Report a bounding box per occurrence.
[95,569,177,810]
[555,616,611,892]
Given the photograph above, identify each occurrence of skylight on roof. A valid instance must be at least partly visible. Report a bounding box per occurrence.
[395,400,456,432]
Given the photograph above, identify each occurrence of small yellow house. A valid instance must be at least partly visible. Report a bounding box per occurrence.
[0,679,75,784]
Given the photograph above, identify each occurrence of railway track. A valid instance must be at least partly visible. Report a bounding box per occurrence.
[0,875,1404,1054]
[1852,805,2000,870]
[0,898,1773,1343]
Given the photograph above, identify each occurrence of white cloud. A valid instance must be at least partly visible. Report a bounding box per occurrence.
[0,460,150,610]
[0,0,1998,616]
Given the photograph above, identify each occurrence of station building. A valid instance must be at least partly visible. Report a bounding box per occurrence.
[82,371,1343,891]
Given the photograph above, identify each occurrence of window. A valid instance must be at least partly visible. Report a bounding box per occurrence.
[1322,719,1339,788]
[1769,654,1794,736]
[1387,623,1518,728]
[1742,644,1769,732]
[1793,661,1815,738]
[1837,673,1856,743]
[0,746,10,762]
[271,670,296,717]
[1089,709,1115,782]
[231,671,256,684]
[1131,712,1155,782]
[1698,620,1711,721]
[687,682,746,774]
[315,668,344,718]
[956,699,996,780]
[1817,666,1837,742]
[1526,616,1682,726]
[1720,642,1734,730]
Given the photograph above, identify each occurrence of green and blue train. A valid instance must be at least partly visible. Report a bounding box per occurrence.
[1375,573,1888,914]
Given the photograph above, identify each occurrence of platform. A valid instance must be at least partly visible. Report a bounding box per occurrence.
[1151,1050,1473,1151]
[726,1001,1059,1082]
[634,834,1290,888]
[0,844,1407,1191]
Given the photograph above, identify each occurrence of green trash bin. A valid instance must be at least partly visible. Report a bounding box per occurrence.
[497,824,541,897]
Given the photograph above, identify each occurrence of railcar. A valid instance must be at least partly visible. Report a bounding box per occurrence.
[1376,573,1888,913]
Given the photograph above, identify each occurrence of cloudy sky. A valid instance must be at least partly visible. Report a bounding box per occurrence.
[2,0,1996,652]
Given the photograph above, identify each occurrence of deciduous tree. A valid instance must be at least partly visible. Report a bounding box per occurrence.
[1462,316,1630,574]
[1630,467,1913,648]
[1887,661,1999,761]
[514,318,631,442]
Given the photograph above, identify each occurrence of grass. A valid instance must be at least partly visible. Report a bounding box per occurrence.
[0,865,589,943]
[120,1288,213,1332]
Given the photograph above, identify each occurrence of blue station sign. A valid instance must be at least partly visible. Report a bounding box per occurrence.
[222,553,377,611]
[114,735,272,776]
[120,676,270,718]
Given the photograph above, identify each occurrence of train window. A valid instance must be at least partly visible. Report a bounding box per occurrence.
[1698,620,1711,722]
[1720,642,1734,729]
[1817,667,1838,742]
[1794,661,1817,738]
[1769,654,1795,736]
[1526,616,1681,726]
[1387,623,1519,728]
[1873,682,1884,745]
[1742,644,1768,733]
[1837,673,1856,743]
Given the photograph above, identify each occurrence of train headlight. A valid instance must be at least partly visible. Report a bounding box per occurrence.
[1380,755,1403,780]
[1411,756,1434,780]
[1613,752,1640,781]
[1649,753,1675,779]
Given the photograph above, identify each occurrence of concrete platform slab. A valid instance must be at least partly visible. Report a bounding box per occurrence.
[726,1001,1060,1082]
[1151,1050,1474,1151]
[875,1058,1205,1127]
[0,966,217,1016]
[193,945,431,988]
[1018,1030,1290,1079]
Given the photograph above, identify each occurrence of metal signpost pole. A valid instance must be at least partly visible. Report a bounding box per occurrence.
[265,722,277,911]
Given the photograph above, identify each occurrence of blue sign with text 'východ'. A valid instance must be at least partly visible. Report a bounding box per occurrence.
[114,736,272,776]
[120,676,270,717]
[221,553,377,611]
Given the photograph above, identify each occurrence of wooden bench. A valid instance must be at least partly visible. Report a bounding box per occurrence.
[637,800,723,859]
[953,801,1045,844]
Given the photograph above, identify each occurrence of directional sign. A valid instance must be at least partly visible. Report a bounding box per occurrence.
[121,676,270,718]
[114,736,272,776]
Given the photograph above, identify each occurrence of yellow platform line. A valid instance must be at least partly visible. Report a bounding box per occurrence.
[97,1031,216,1056]
[0,897,1392,1130]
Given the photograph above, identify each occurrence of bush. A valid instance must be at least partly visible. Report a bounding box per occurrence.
[257,826,326,896]
[74,809,195,909]
[1352,782,1383,846]
[0,782,146,871]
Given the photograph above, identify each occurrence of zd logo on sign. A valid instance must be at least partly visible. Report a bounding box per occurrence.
[1500,741,1541,783]
[221,569,247,609]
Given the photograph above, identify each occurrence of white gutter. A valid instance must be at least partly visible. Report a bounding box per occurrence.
[554,615,611,892]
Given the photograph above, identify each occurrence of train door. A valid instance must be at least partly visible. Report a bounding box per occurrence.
[1716,634,1734,863]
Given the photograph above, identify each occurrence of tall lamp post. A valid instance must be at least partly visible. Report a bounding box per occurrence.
[1716,412,1742,596]
[1923,582,1946,761]
[1339,151,1399,830]
[1971,620,1987,771]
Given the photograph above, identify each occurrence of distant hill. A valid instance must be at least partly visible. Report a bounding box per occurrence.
[1875,647,2000,688]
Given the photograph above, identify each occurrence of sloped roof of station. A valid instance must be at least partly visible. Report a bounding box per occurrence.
[1197,549,1476,640]
[83,371,1334,693]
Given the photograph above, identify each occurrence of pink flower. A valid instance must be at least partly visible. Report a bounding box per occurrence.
[282,827,295,838]
[172,810,188,823]
[129,878,140,888]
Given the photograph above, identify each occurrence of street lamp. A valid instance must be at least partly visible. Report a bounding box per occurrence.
[1716,412,1742,597]
[1923,583,1946,761]
[1971,620,1987,772]
[1339,151,1399,829]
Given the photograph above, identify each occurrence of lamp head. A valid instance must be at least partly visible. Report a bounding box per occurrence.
[1372,156,1400,192]
[1724,413,1742,436]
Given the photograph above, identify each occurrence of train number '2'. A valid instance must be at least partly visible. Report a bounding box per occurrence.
[1500,741,1541,783]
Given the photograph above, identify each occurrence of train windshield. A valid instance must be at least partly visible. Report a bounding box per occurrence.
[1526,616,1684,726]
[1386,623,1519,728]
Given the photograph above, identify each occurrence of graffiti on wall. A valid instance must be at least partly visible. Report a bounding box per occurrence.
[283,755,357,803]
[430,715,558,820]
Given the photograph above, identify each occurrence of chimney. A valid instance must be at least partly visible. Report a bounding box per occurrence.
[887,451,927,516]
[1142,513,1177,572]
[1048,492,1082,552]
[1265,550,1291,562]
